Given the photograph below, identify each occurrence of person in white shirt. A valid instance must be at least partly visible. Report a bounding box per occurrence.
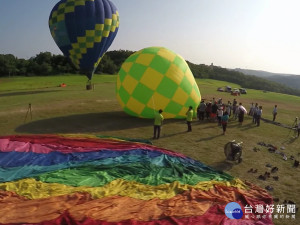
[217,107,223,126]
[272,105,278,122]
[238,103,247,125]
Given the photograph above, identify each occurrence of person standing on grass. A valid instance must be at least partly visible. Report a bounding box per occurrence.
[153,109,164,139]
[226,101,232,117]
[256,106,263,126]
[197,100,206,121]
[217,107,223,126]
[211,101,218,122]
[221,111,229,135]
[272,105,278,122]
[232,98,238,115]
[253,103,259,124]
[186,106,193,132]
[249,103,255,116]
[205,102,212,120]
[238,103,247,125]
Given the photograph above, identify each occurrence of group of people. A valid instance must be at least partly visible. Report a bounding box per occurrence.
[248,103,263,126]
[197,98,249,135]
[152,99,300,139]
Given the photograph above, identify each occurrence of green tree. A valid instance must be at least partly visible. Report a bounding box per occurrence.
[0,54,18,77]
[17,58,29,75]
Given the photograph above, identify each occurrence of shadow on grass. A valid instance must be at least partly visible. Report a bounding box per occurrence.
[281,136,299,145]
[159,131,187,139]
[209,160,235,172]
[227,123,241,128]
[196,134,223,142]
[15,111,151,134]
[200,125,218,129]
[239,122,258,131]
[0,90,62,97]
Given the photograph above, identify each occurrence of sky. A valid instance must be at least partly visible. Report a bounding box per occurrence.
[1,0,300,75]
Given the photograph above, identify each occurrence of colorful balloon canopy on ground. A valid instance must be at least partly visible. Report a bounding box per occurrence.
[49,0,119,80]
[0,135,274,225]
[116,47,201,119]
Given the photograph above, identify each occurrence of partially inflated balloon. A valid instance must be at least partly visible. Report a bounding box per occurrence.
[116,47,201,119]
[49,0,119,80]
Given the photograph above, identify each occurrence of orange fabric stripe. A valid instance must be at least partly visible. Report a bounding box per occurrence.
[0,183,272,224]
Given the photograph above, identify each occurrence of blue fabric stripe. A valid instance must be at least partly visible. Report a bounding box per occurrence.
[0,153,225,183]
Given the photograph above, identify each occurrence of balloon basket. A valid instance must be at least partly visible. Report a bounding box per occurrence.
[86,84,93,90]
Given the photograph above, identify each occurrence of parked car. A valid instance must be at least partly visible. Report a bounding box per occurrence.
[217,87,224,92]
[225,86,232,92]
[231,88,240,96]
[239,88,247,94]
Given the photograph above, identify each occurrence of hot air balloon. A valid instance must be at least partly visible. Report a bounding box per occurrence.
[49,0,119,82]
[116,47,201,119]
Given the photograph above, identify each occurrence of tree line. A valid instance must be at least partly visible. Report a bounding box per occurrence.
[1,50,300,96]
[0,50,134,77]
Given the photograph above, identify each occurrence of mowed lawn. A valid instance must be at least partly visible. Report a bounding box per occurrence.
[0,74,299,224]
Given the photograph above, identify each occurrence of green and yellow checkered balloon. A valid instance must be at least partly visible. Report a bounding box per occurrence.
[116,47,201,119]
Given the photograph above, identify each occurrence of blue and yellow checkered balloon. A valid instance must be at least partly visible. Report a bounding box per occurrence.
[49,0,119,80]
[117,47,201,119]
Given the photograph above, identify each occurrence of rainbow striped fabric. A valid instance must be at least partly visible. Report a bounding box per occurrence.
[0,135,273,224]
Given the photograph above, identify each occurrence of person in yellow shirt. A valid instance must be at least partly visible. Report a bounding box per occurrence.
[186,106,193,132]
[153,109,164,139]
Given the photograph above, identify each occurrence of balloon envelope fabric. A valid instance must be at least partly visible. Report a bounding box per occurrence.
[49,0,119,80]
[116,47,201,119]
[0,135,273,225]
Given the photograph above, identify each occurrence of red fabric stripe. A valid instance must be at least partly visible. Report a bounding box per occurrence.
[0,135,186,157]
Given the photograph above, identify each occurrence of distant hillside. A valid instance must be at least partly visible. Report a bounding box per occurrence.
[186,61,300,96]
[234,68,300,90]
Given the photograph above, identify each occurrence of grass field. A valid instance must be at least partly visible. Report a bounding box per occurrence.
[0,74,299,224]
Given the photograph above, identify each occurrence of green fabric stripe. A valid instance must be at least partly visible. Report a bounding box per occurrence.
[180,76,193,95]
[95,30,102,36]
[104,24,111,31]
[124,107,140,117]
[118,86,130,104]
[141,106,156,118]
[164,101,182,115]
[66,1,75,6]
[35,162,233,187]
[118,68,127,82]
[142,47,161,54]
[51,21,70,46]
[58,8,65,14]
[193,84,201,97]
[125,53,139,62]
[79,43,86,48]
[185,97,197,108]
[132,83,154,104]
[156,77,178,99]
[173,56,188,73]
[149,55,171,74]
[129,63,147,81]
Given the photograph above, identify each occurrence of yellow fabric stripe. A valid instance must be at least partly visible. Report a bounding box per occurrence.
[0,178,247,200]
